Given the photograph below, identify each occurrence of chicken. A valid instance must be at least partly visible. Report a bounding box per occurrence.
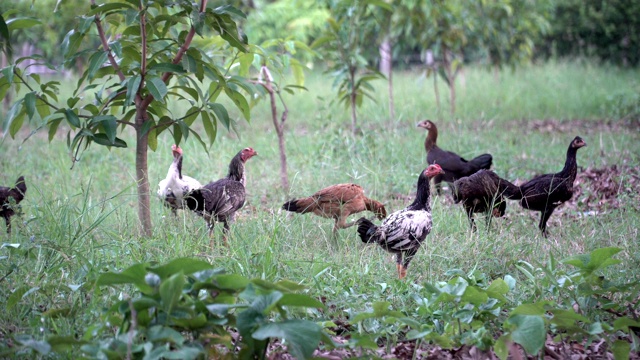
[1,176,27,234]
[282,184,387,235]
[518,136,586,237]
[453,169,522,231]
[416,120,492,193]
[157,145,203,214]
[356,164,444,279]
[185,147,257,245]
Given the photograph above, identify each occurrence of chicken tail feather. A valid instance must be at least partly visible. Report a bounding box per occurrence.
[468,154,493,171]
[282,197,315,214]
[499,179,523,200]
[356,217,377,243]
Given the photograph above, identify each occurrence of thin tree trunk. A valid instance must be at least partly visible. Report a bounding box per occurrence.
[135,110,152,237]
[443,48,456,117]
[260,66,289,193]
[433,67,440,119]
[349,67,357,134]
[379,37,394,121]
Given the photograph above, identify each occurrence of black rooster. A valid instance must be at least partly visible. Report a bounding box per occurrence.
[185,148,257,245]
[518,136,586,237]
[356,164,444,279]
[1,176,27,234]
[417,120,492,193]
[453,170,521,231]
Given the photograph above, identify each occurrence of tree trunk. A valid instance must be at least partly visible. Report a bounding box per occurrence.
[443,48,456,117]
[135,110,152,237]
[349,67,357,134]
[379,37,395,121]
[262,67,289,193]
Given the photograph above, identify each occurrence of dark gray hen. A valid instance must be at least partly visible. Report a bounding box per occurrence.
[1,176,27,234]
[185,148,257,245]
[453,170,521,231]
[518,136,586,237]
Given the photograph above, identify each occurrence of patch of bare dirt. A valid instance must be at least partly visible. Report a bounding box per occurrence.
[510,118,640,135]
[567,164,640,213]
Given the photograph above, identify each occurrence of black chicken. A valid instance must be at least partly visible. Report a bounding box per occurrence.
[356,164,444,279]
[1,176,27,234]
[453,170,522,231]
[518,136,586,237]
[185,148,257,245]
[417,120,492,192]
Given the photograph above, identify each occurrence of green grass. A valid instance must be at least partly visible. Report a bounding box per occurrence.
[1,60,639,355]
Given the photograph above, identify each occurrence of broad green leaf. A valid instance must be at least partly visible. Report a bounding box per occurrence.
[0,14,9,41]
[6,17,41,31]
[24,92,37,119]
[159,272,185,314]
[486,278,509,302]
[46,335,87,353]
[92,133,127,148]
[277,294,324,309]
[7,285,30,309]
[61,30,84,58]
[150,258,214,279]
[252,320,321,360]
[548,309,589,329]
[9,108,25,138]
[3,98,23,136]
[209,102,230,130]
[86,2,134,16]
[96,263,153,293]
[64,109,80,128]
[613,317,640,331]
[147,77,168,103]
[612,340,630,360]
[201,111,216,146]
[148,63,186,74]
[508,315,545,355]
[126,75,141,105]
[510,302,547,316]
[494,335,509,360]
[13,335,51,355]
[214,274,250,290]
[172,123,183,145]
[562,247,622,273]
[238,52,253,77]
[86,51,108,81]
[224,88,250,121]
[183,106,200,126]
[147,325,185,345]
[48,118,63,141]
[91,115,118,143]
[147,127,158,151]
[461,285,488,306]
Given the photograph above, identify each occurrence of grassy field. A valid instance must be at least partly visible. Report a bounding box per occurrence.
[1,61,639,357]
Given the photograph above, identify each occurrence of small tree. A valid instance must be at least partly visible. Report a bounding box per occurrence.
[313,0,388,134]
[0,0,254,237]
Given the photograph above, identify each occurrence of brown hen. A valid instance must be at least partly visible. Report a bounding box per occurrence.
[283,183,386,235]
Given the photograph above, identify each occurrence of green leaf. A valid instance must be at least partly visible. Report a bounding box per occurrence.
[13,335,51,355]
[147,127,158,151]
[9,108,25,138]
[24,92,37,120]
[86,51,108,81]
[147,77,168,103]
[147,325,185,345]
[64,108,81,128]
[96,263,153,294]
[510,302,547,316]
[613,317,640,332]
[224,88,250,121]
[278,294,325,309]
[6,17,41,31]
[562,247,622,274]
[209,102,230,130]
[486,278,509,302]
[86,2,134,16]
[494,335,509,360]
[91,115,118,144]
[612,340,630,360]
[46,335,87,353]
[252,320,321,360]
[148,63,186,74]
[159,272,185,314]
[461,285,488,306]
[126,75,141,106]
[48,118,63,141]
[3,98,23,137]
[150,258,214,279]
[0,14,9,41]
[7,285,30,309]
[508,315,545,356]
[92,133,127,148]
[201,111,217,146]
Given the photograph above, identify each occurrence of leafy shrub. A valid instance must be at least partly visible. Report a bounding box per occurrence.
[7,258,327,359]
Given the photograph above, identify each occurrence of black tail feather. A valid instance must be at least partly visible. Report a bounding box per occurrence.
[184,189,206,212]
[282,199,299,212]
[469,154,493,171]
[356,217,377,243]
[498,179,523,200]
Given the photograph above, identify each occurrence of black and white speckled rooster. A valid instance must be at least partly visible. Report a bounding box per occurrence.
[356,164,444,279]
[157,145,203,214]
[185,147,257,245]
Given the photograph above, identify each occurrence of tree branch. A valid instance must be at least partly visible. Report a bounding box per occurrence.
[91,0,126,82]
[141,0,208,109]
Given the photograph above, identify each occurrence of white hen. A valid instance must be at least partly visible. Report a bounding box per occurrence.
[157,145,202,214]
